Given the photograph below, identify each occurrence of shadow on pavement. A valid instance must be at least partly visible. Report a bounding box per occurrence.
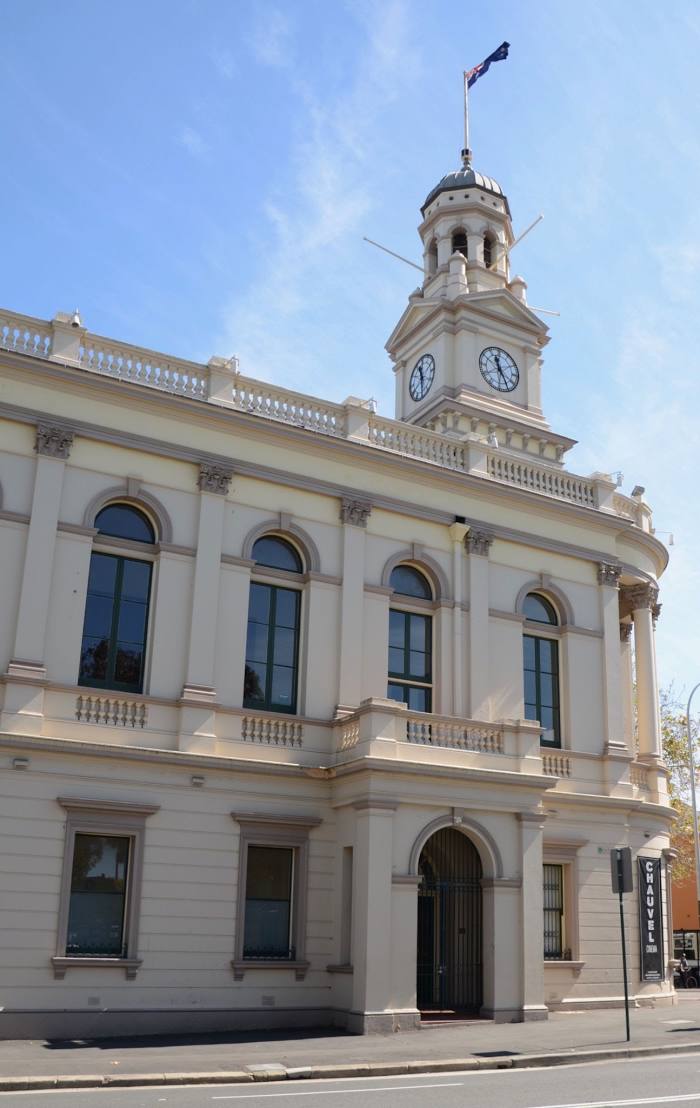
[43,1027,347,1051]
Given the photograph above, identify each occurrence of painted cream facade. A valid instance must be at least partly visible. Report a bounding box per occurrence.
[0,156,674,1038]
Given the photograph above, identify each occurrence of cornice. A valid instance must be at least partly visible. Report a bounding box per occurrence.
[0,731,311,779]
[0,370,668,576]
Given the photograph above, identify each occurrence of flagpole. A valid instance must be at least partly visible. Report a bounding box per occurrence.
[463,72,471,164]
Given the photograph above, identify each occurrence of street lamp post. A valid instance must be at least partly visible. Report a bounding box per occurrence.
[687,683,700,919]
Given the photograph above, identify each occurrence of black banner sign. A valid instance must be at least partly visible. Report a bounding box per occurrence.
[638,856,664,982]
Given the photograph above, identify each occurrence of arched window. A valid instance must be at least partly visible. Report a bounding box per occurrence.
[523,592,560,747]
[427,239,438,275]
[387,565,433,712]
[451,231,468,260]
[244,536,303,714]
[483,234,494,268]
[79,504,155,693]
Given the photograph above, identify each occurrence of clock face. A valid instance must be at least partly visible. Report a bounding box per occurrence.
[479,347,519,392]
[409,354,435,401]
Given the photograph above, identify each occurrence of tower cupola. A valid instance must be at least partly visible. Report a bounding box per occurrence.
[420,151,514,295]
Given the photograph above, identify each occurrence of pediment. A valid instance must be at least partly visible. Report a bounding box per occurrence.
[386,287,548,356]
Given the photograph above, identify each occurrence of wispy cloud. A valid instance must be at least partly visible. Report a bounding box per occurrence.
[211,46,236,81]
[179,126,209,159]
[220,0,417,393]
[571,296,700,693]
[247,6,294,68]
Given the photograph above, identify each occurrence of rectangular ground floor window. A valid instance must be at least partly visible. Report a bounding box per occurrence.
[53,797,159,979]
[231,812,322,980]
[67,833,130,956]
[543,862,567,959]
[243,845,295,959]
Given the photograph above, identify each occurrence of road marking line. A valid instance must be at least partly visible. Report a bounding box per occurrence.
[527,1093,700,1107]
[212,1082,464,1099]
[662,1019,695,1024]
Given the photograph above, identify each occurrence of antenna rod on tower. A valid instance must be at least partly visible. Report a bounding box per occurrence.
[506,214,544,254]
[362,236,423,273]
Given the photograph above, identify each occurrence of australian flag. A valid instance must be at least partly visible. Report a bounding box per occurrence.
[465,42,510,89]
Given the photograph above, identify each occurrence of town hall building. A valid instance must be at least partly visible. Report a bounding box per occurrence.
[0,146,673,1037]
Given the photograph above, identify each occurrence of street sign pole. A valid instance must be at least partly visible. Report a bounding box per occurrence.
[611,847,633,1043]
[618,883,630,1042]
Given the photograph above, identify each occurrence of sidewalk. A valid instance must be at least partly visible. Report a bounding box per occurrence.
[2,997,700,1092]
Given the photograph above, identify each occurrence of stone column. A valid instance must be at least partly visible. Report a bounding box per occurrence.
[598,563,626,753]
[336,499,371,715]
[624,584,662,762]
[8,424,74,680]
[620,622,635,750]
[179,463,233,751]
[519,810,548,1020]
[466,529,492,720]
[448,522,468,717]
[349,800,396,1033]
[662,847,678,982]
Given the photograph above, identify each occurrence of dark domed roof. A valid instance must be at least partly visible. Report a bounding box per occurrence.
[422,162,509,216]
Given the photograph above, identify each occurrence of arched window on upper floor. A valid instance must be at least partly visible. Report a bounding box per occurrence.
[427,239,438,275]
[451,230,468,260]
[523,592,561,747]
[483,233,494,269]
[387,565,433,712]
[244,536,304,714]
[79,504,156,694]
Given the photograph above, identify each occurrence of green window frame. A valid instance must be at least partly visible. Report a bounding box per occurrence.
[244,582,301,714]
[79,552,152,694]
[543,863,565,960]
[66,833,130,957]
[387,608,432,713]
[524,633,561,748]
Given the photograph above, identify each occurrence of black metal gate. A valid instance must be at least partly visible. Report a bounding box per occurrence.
[417,827,483,1013]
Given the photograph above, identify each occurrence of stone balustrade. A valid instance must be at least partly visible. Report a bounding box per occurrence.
[542,752,572,778]
[406,714,504,753]
[240,714,303,747]
[486,452,596,508]
[230,378,346,437]
[75,694,147,728]
[79,334,209,400]
[0,305,647,524]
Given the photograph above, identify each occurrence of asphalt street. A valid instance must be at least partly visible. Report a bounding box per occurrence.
[4,1055,700,1108]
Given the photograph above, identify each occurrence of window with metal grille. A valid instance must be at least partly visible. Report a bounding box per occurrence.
[543,863,565,959]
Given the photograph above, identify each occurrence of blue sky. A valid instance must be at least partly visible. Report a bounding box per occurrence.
[3,0,699,697]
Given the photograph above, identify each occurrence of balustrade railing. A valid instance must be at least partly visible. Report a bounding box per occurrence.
[368,415,467,471]
[486,452,596,507]
[0,304,649,524]
[241,715,303,747]
[0,310,52,359]
[79,335,209,399]
[542,753,572,778]
[406,714,504,753]
[230,377,345,437]
[75,694,147,728]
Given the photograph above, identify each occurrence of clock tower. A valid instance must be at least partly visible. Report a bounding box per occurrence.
[386,152,574,464]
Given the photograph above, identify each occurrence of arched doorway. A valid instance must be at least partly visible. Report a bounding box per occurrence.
[417,827,483,1014]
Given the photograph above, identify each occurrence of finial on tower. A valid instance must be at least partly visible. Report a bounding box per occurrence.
[461,147,472,168]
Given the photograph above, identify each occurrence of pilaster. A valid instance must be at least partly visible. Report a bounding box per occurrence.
[8,425,73,671]
[466,528,492,719]
[179,464,233,751]
[597,562,626,756]
[448,522,467,716]
[519,810,549,1020]
[348,801,397,1033]
[2,425,74,733]
[336,500,371,715]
